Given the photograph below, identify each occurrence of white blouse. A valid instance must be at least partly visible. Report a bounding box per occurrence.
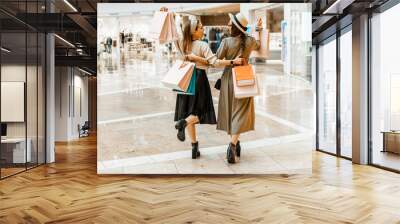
[175,39,222,70]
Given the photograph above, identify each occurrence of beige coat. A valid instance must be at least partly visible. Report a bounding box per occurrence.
[216,35,260,135]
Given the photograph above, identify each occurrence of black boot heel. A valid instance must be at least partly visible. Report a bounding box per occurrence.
[192,142,200,159]
[177,130,185,142]
[227,143,237,164]
[236,141,241,158]
[175,119,187,142]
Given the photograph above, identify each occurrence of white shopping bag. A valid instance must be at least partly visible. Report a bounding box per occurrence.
[162,60,195,91]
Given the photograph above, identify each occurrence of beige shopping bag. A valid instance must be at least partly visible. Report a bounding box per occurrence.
[250,29,270,59]
[232,65,259,99]
[162,60,195,91]
[148,11,168,40]
[149,11,179,44]
[162,12,178,44]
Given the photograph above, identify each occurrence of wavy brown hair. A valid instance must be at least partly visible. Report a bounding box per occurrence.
[231,23,246,54]
[182,20,198,54]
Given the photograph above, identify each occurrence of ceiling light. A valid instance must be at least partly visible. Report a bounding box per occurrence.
[63,0,78,12]
[54,34,75,48]
[78,67,92,76]
[323,0,354,15]
[1,47,11,53]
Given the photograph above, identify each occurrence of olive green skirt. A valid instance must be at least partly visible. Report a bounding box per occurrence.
[217,67,255,135]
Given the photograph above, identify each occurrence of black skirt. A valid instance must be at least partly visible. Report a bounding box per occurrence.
[174,68,217,124]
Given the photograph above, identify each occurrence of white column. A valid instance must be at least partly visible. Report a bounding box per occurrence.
[55,67,73,141]
[312,45,317,93]
[352,14,369,164]
[46,33,55,163]
[283,4,291,76]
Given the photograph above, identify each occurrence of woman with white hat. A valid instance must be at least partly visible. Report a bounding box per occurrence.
[160,8,245,159]
[216,12,262,164]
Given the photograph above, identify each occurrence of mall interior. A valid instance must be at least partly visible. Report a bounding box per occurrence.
[97,3,313,174]
[0,0,400,223]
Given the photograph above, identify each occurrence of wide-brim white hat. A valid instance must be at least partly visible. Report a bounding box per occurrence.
[228,12,248,34]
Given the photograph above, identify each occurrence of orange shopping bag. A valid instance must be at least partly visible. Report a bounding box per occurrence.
[233,64,255,87]
[232,65,259,99]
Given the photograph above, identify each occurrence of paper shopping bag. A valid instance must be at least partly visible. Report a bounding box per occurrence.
[232,65,259,99]
[148,11,168,40]
[173,68,196,95]
[185,68,196,95]
[149,11,179,44]
[163,12,179,44]
[162,60,195,91]
[250,29,270,59]
[233,64,255,87]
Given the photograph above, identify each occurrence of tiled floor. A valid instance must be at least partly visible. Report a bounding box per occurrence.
[97,52,314,174]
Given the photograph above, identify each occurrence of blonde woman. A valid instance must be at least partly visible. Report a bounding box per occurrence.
[161,8,244,159]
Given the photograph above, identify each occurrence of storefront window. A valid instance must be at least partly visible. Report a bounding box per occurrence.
[371,3,400,171]
[283,4,312,81]
[340,28,352,158]
[317,36,337,154]
[1,31,28,178]
[0,2,46,179]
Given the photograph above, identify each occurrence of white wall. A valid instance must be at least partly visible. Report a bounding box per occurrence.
[1,65,32,138]
[1,63,47,164]
[55,67,89,141]
[240,3,280,22]
[55,66,69,141]
[71,74,89,138]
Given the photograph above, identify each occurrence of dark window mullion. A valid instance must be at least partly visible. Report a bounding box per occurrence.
[336,28,341,157]
[0,19,2,179]
[316,45,320,150]
[25,0,28,171]
[367,10,373,165]
[36,0,39,167]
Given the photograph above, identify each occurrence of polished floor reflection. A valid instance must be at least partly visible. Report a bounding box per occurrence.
[97,53,314,174]
[373,151,400,171]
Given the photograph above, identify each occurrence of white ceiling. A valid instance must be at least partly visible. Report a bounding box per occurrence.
[97,3,239,17]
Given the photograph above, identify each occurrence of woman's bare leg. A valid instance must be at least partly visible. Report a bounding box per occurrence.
[231,134,239,145]
[185,115,199,125]
[187,123,197,143]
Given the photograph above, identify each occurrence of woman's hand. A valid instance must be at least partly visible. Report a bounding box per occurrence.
[185,53,209,65]
[179,61,189,69]
[233,58,245,65]
[186,54,194,61]
[186,53,199,62]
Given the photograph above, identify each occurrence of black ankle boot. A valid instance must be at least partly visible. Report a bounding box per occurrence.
[175,119,187,130]
[192,142,200,159]
[227,143,238,164]
[175,119,187,142]
[236,141,241,157]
